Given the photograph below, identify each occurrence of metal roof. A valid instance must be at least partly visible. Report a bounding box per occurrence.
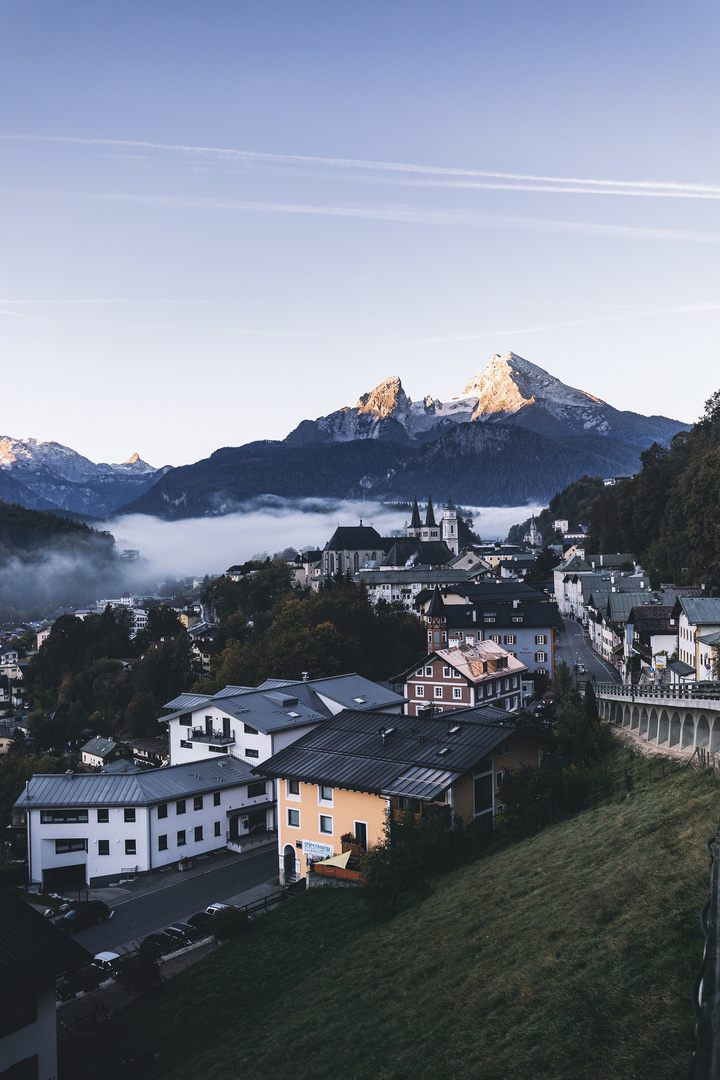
[255,705,537,800]
[0,884,90,988]
[161,675,405,733]
[678,597,720,627]
[443,604,558,630]
[15,757,257,811]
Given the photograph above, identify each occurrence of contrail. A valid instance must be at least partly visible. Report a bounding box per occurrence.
[24,189,720,243]
[4,132,720,198]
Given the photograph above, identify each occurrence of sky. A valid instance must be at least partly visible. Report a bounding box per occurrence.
[2,0,720,468]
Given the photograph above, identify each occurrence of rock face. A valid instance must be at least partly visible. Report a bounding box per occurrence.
[0,437,170,517]
[285,352,682,449]
[120,351,686,520]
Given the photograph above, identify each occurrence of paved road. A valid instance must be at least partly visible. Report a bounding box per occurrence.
[555,618,622,684]
[72,848,277,954]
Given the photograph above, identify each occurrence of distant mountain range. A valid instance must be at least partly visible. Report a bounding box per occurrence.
[0,438,170,518]
[118,352,686,519]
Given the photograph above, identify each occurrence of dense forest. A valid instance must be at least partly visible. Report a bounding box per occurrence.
[0,500,127,622]
[585,391,720,586]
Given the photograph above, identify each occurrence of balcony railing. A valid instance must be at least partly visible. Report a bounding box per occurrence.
[226,828,277,851]
[191,728,235,745]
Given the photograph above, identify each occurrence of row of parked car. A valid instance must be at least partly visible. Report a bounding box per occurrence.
[55,903,229,1000]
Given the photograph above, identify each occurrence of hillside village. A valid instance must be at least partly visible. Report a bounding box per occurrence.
[4,459,720,1078]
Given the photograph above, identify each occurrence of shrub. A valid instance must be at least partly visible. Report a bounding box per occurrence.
[210,906,250,940]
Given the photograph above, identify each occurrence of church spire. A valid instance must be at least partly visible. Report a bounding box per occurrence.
[425,494,436,528]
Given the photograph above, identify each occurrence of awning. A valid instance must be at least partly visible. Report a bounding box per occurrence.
[315,851,351,868]
[226,800,275,818]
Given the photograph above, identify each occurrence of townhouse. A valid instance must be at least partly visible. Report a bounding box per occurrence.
[394,641,527,716]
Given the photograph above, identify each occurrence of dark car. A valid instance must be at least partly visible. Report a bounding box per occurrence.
[141,931,178,959]
[55,976,77,1002]
[54,901,111,933]
[186,911,213,933]
[164,922,204,945]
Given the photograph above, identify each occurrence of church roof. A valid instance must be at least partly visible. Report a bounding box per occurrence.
[410,496,422,530]
[324,525,389,552]
[425,494,437,528]
[427,587,446,619]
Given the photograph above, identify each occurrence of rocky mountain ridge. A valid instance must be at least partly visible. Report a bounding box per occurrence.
[0,437,170,517]
[285,352,680,448]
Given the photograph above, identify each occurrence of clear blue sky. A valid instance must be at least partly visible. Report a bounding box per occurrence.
[2,0,719,466]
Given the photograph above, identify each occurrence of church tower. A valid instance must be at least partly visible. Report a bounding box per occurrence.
[426,587,447,649]
[422,494,440,542]
[441,498,459,556]
[407,495,422,539]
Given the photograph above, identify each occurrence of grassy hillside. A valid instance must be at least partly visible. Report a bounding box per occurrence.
[64,756,718,1080]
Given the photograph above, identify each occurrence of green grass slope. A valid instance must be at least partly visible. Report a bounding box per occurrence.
[77,762,719,1080]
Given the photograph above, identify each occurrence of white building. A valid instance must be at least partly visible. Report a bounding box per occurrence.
[161,675,406,768]
[14,758,268,891]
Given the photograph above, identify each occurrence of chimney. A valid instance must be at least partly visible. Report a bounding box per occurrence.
[301,671,310,681]
[65,769,74,781]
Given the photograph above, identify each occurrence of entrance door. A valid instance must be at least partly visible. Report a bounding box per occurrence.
[283,845,296,883]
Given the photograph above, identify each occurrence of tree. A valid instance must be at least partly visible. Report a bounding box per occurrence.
[360,815,423,917]
[114,944,163,996]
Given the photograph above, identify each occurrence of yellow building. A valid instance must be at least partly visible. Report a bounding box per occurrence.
[257,705,548,883]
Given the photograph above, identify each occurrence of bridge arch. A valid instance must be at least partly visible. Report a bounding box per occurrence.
[658,710,669,745]
[639,707,649,737]
[697,715,710,749]
[681,714,695,749]
[712,719,720,754]
[669,712,681,747]
[648,708,658,742]
[631,706,639,731]
[623,704,632,728]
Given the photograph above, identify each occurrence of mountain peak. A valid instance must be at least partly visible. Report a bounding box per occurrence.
[462,351,605,420]
[125,452,141,464]
[357,376,409,418]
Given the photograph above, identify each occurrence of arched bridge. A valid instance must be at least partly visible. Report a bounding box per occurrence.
[594,682,720,754]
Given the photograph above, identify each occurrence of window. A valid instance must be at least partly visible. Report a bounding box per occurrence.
[95,840,109,858]
[442,666,451,678]
[157,803,168,819]
[245,747,259,758]
[194,796,203,811]
[158,835,168,851]
[125,839,136,856]
[124,808,136,823]
[287,779,300,798]
[511,676,518,688]
[434,686,443,698]
[180,740,192,749]
[177,830,186,846]
[40,808,88,824]
[213,791,221,805]
[453,687,463,700]
[319,785,333,803]
[319,815,333,834]
[354,821,368,849]
[176,799,186,815]
[425,666,433,676]
[244,723,259,734]
[537,667,547,676]
[490,634,500,644]
[535,634,547,645]
[248,781,266,798]
[55,839,87,854]
[535,651,547,663]
[485,683,493,697]
[288,808,300,828]
[504,678,510,691]
[97,808,109,823]
[504,635,516,645]
[194,826,203,842]
[214,821,221,837]
[416,685,425,697]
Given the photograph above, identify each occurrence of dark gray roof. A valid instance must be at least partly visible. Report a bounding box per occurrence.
[255,706,541,801]
[162,675,404,732]
[381,540,453,568]
[669,660,695,677]
[0,884,90,989]
[677,597,720,627]
[15,757,257,810]
[324,525,390,552]
[443,603,558,631]
[81,736,119,758]
[420,581,549,606]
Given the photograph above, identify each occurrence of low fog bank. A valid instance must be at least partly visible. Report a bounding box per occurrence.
[0,501,544,621]
[107,501,545,583]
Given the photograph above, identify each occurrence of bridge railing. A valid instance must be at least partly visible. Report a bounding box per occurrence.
[595,681,720,702]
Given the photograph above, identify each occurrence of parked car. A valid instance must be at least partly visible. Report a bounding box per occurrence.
[141,931,178,959]
[54,901,111,933]
[55,975,77,1002]
[205,903,230,915]
[92,952,122,977]
[187,911,213,932]
[65,963,102,993]
[164,922,204,945]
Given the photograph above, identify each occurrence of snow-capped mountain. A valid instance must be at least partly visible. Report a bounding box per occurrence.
[0,437,171,517]
[121,351,686,519]
[285,352,681,448]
